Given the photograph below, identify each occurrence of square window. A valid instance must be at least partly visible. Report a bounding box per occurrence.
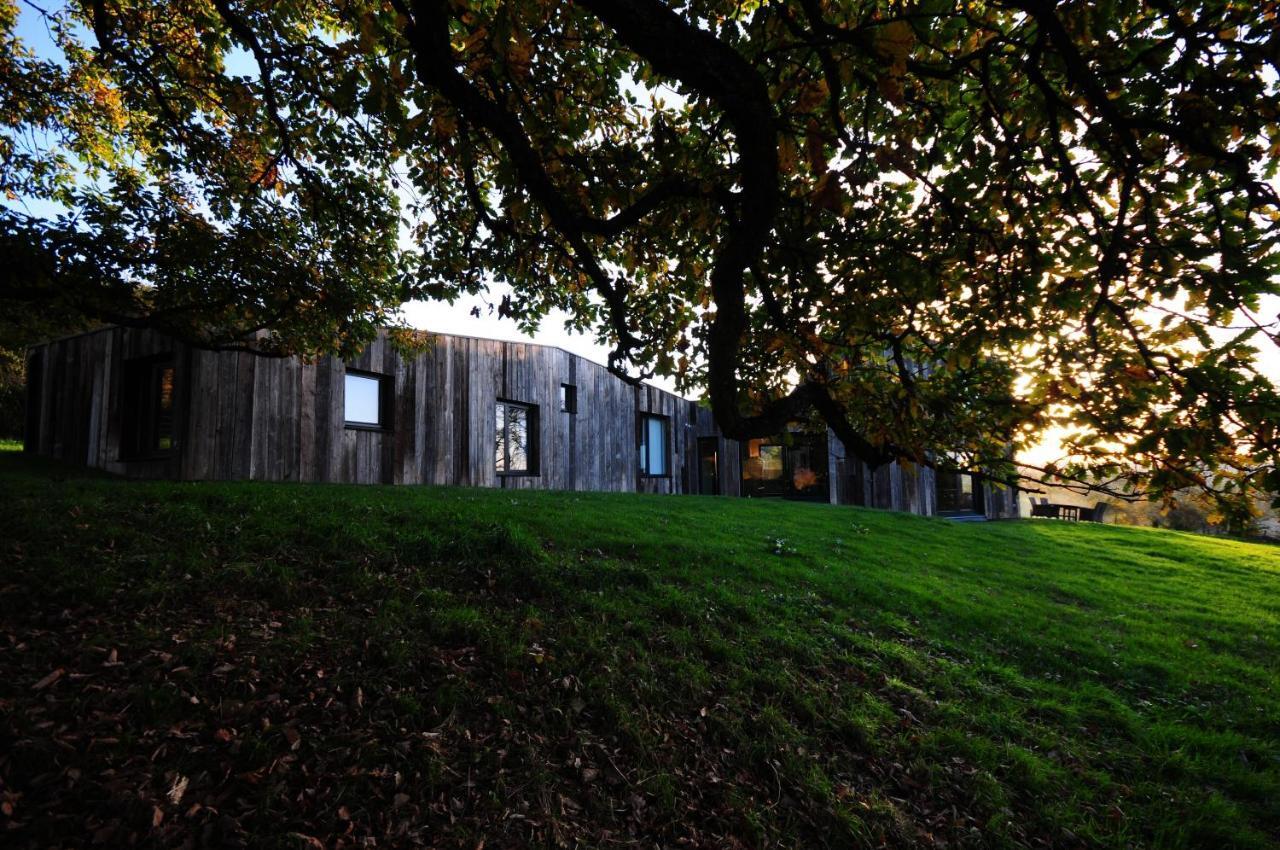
[345,371,392,429]
[638,413,669,477]
[496,400,539,474]
[560,383,578,414]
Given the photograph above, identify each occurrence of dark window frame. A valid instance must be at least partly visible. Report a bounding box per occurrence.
[120,354,177,460]
[343,368,394,432]
[638,412,671,478]
[496,398,540,476]
[560,383,578,414]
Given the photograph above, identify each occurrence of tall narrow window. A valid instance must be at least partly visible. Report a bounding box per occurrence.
[121,356,176,459]
[496,400,538,475]
[560,383,577,414]
[638,413,669,477]
[344,370,392,430]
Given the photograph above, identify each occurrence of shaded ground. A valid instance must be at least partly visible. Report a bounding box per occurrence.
[1,448,1278,848]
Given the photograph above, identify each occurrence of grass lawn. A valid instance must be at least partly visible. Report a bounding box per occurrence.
[1,446,1277,849]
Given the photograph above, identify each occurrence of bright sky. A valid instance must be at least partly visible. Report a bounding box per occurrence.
[9,5,1279,442]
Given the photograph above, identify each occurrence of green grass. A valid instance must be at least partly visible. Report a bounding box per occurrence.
[1,445,1277,848]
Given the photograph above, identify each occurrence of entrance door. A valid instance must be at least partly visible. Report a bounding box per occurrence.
[697,437,719,495]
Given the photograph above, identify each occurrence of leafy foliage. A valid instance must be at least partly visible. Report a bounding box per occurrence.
[1,0,1278,510]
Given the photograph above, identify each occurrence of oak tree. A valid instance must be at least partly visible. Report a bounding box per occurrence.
[2,0,1278,515]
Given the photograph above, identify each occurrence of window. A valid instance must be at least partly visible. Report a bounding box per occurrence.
[936,471,979,514]
[758,444,784,479]
[638,413,669,477]
[496,400,538,474]
[344,370,392,429]
[122,356,176,459]
[741,439,785,498]
[560,383,577,414]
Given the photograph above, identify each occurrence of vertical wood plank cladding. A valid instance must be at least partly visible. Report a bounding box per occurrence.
[297,359,315,482]
[190,349,217,479]
[394,347,413,484]
[250,354,269,480]
[103,331,122,470]
[380,341,397,484]
[233,353,255,480]
[416,338,434,484]
[327,359,344,482]
[565,354,577,489]
[413,342,430,484]
[180,348,201,479]
[872,464,892,509]
[468,338,494,488]
[450,336,470,486]
[271,358,286,481]
[213,350,236,479]
[94,332,109,467]
[275,357,290,481]
[900,460,918,514]
[288,357,303,481]
[86,346,103,467]
[340,427,356,483]
[725,440,742,498]
[312,358,332,482]
[25,327,989,514]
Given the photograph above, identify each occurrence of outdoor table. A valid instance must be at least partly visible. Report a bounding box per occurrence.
[1031,502,1083,521]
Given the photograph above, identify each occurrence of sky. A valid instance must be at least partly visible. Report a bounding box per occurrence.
[8,4,1279,435]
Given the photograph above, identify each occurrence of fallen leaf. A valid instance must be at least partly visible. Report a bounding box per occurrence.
[167,774,189,806]
[32,668,64,690]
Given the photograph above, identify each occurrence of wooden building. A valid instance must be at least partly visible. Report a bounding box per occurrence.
[23,326,1017,519]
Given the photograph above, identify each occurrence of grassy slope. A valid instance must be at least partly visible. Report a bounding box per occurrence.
[1,447,1277,849]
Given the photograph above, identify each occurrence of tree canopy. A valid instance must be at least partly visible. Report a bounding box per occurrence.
[2,0,1278,515]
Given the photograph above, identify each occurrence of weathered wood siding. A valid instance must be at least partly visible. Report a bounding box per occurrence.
[983,481,1020,519]
[25,327,722,495]
[25,328,186,479]
[830,433,953,516]
[25,326,1014,517]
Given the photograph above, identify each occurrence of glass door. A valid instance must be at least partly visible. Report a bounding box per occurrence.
[697,437,719,495]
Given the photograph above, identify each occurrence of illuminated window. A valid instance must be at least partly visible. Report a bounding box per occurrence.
[344,371,392,429]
